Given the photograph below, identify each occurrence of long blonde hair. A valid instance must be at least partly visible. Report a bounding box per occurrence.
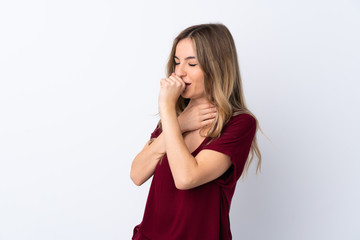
[163,23,262,177]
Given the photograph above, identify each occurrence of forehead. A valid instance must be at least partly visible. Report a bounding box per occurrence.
[175,38,196,58]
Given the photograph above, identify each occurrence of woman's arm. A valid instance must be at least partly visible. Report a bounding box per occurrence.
[159,75,231,190]
[130,133,166,186]
[130,103,217,186]
[160,106,231,190]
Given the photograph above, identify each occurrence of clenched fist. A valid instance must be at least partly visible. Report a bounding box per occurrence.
[158,73,185,110]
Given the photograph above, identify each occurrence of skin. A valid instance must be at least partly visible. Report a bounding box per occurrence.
[130,38,232,190]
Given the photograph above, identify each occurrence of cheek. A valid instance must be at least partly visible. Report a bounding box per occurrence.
[197,73,205,88]
[193,69,204,81]
[194,78,205,93]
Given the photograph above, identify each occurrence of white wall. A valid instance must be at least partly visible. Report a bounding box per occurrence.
[0,0,359,239]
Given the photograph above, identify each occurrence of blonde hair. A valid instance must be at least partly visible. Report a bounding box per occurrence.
[162,23,262,177]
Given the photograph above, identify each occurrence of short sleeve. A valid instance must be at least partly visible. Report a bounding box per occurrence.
[150,123,162,139]
[202,114,256,184]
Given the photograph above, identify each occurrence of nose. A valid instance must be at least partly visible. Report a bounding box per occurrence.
[175,63,186,78]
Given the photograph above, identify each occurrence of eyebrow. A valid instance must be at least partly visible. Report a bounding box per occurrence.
[174,56,196,60]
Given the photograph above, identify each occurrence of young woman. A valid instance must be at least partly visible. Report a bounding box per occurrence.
[130,23,261,240]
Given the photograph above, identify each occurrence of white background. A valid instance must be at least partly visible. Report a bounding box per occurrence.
[1,0,359,239]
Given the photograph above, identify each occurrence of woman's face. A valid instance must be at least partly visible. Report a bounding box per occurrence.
[174,38,205,100]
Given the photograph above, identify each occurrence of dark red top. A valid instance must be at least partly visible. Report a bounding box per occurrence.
[132,114,256,240]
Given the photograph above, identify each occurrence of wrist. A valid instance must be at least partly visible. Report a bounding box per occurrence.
[159,104,176,120]
[159,102,176,113]
[160,106,182,136]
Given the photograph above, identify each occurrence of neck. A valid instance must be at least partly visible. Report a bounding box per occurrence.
[188,97,211,106]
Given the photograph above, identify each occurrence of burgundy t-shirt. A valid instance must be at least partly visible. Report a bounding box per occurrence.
[132,113,256,240]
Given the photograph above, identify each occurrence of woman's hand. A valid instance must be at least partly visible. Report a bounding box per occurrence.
[178,102,217,133]
[158,73,185,110]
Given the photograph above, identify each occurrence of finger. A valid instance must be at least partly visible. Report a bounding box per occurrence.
[199,103,217,110]
[168,76,178,82]
[162,78,175,88]
[168,76,185,90]
[165,78,176,86]
[173,74,185,83]
[169,76,185,87]
[160,78,167,87]
[201,118,215,127]
[172,73,186,86]
[201,112,217,121]
[200,107,217,115]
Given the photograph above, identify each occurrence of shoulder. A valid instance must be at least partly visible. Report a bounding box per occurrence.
[225,113,256,130]
[150,122,163,139]
[202,113,256,158]
[208,113,256,143]
[231,112,255,122]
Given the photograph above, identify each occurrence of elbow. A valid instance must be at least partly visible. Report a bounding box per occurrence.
[130,172,144,186]
[175,183,191,190]
[174,177,196,190]
[132,178,143,187]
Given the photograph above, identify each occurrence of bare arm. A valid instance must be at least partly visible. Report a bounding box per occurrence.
[130,102,217,186]
[130,133,165,186]
[159,75,231,190]
[161,106,231,190]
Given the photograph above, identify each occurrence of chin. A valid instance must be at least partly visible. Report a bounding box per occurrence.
[181,92,190,99]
